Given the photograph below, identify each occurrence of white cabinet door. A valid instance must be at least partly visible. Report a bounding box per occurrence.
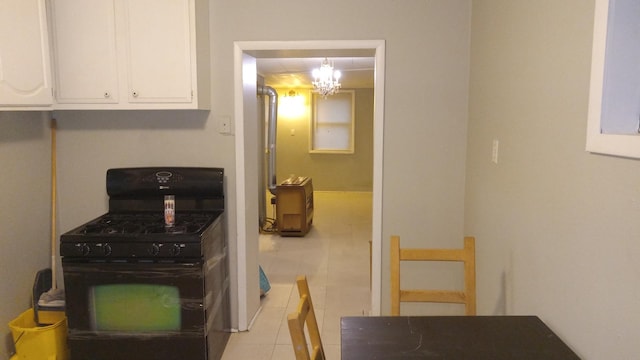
[0,0,52,108]
[124,0,193,104]
[50,0,207,109]
[50,0,119,104]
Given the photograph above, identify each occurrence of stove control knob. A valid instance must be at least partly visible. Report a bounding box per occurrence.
[77,243,91,256]
[150,243,161,256]
[102,244,112,256]
[170,244,182,256]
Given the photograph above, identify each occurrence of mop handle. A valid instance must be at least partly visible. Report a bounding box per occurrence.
[51,119,57,290]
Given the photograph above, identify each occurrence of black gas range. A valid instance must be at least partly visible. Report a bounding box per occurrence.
[60,167,224,261]
[60,167,230,360]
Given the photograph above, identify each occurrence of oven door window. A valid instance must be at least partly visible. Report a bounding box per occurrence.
[90,284,181,332]
[63,260,205,336]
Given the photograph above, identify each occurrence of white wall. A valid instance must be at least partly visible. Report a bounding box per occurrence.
[467,1,640,358]
[213,0,472,316]
[4,1,637,358]
[0,0,472,356]
[51,0,472,328]
[0,112,51,359]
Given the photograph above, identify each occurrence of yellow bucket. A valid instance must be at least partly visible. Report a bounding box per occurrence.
[9,308,68,360]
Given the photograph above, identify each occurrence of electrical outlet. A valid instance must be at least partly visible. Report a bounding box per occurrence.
[218,116,232,134]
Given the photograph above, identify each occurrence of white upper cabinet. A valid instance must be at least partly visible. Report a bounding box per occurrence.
[50,0,119,104]
[50,0,210,110]
[587,0,640,158]
[124,0,192,104]
[0,0,53,109]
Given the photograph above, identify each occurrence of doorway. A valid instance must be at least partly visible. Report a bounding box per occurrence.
[233,40,385,331]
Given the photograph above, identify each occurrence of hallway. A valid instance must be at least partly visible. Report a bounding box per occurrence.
[222,191,372,359]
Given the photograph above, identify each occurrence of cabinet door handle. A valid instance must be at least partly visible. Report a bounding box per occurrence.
[132,91,139,98]
[104,92,110,98]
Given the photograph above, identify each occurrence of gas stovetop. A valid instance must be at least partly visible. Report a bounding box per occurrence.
[60,167,225,260]
[70,212,220,236]
[60,211,223,259]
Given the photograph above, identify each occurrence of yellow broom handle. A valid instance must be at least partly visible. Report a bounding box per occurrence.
[51,119,57,290]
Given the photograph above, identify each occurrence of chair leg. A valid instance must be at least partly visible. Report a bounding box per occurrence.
[390,235,401,315]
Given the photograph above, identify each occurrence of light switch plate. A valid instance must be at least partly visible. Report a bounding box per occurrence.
[492,139,499,164]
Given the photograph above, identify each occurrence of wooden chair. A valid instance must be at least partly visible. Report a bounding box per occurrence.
[390,235,476,316]
[287,275,326,360]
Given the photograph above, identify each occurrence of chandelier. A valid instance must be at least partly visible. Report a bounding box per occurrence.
[312,58,341,98]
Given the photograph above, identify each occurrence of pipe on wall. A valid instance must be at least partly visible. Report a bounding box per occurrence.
[257,85,278,195]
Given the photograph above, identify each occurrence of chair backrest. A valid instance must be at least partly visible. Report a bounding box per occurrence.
[390,235,476,316]
[287,275,326,360]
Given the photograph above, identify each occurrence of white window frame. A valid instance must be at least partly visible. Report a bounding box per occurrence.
[309,90,355,154]
[586,0,640,158]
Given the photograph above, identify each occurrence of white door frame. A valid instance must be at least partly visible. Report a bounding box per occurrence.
[233,40,385,330]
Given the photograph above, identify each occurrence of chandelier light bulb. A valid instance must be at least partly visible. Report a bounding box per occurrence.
[311,58,342,98]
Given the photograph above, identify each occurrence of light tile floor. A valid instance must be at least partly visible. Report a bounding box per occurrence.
[221,191,372,360]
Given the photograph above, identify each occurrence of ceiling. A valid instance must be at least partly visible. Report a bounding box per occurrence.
[256,57,375,89]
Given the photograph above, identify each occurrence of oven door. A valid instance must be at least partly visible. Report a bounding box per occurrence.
[62,259,208,360]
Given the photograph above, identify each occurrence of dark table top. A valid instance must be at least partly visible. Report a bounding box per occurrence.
[341,316,580,360]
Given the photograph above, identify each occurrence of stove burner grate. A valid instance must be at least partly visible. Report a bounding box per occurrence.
[78,213,214,235]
